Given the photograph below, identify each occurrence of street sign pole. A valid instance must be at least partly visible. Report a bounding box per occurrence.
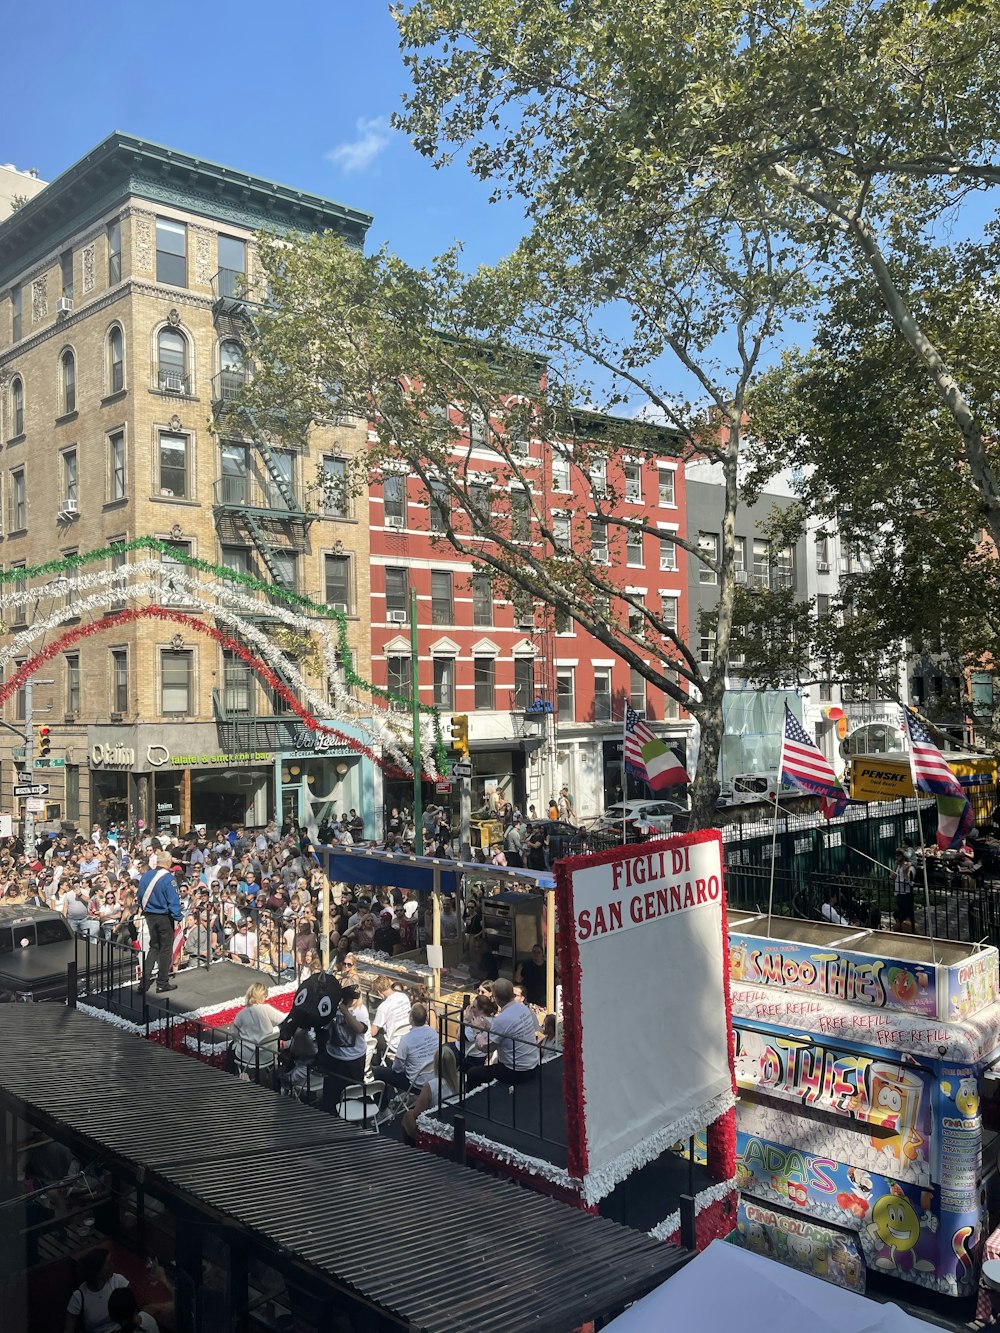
[460,774,472,862]
[23,678,34,861]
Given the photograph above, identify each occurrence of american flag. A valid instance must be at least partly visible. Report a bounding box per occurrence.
[780,705,849,817]
[623,704,656,777]
[902,708,973,849]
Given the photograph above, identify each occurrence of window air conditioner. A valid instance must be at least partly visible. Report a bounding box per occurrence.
[330,602,348,614]
[387,609,408,623]
[59,497,79,518]
[735,570,749,584]
[162,373,185,393]
[385,514,405,528]
[817,560,830,572]
[56,297,74,316]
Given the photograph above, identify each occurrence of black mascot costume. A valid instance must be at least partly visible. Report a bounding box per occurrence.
[279,972,363,1113]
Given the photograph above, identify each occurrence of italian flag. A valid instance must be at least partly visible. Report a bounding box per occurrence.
[640,737,689,790]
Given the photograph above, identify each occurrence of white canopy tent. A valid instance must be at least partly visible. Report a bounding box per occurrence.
[605,1241,934,1332]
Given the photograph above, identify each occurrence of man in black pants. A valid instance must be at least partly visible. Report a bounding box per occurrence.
[138,851,183,993]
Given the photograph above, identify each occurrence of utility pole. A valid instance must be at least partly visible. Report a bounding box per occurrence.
[409,586,423,855]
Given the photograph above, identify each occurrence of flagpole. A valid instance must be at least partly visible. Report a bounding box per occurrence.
[620,709,628,847]
[767,719,788,937]
[902,707,937,963]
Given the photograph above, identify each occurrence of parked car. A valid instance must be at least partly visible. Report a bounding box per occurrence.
[523,819,590,863]
[598,799,688,835]
[0,906,80,1001]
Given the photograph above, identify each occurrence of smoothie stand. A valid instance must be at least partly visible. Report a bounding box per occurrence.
[727,911,1000,1300]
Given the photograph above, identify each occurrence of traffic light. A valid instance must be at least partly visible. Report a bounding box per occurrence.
[37,725,51,759]
[449,714,469,759]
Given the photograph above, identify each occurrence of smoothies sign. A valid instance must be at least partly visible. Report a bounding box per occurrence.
[730,933,936,1016]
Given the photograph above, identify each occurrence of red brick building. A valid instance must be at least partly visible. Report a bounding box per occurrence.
[368,407,691,822]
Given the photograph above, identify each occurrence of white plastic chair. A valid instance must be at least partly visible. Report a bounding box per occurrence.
[339,1080,385,1131]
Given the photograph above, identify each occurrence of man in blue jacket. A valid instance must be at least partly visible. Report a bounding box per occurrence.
[138,851,183,993]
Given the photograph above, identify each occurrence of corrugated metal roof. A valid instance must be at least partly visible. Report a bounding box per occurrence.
[1,1007,686,1333]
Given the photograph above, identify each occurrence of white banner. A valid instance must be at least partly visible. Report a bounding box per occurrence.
[562,833,733,1202]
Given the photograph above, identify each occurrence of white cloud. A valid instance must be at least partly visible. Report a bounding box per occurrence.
[326,117,392,174]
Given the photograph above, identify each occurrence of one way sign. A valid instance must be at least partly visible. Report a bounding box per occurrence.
[14,782,49,798]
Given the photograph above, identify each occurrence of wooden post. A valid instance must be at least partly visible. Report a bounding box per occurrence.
[432,862,442,1002]
[319,873,331,971]
[179,766,191,836]
[545,888,556,1014]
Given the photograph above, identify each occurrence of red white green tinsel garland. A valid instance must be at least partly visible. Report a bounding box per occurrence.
[0,539,448,776]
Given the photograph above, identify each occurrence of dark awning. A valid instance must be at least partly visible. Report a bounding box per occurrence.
[318,844,555,894]
[0,1006,687,1333]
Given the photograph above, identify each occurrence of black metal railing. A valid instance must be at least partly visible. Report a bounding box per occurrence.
[156,366,191,395]
[214,473,302,512]
[211,368,246,405]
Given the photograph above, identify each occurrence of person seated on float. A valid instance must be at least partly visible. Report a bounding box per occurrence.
[401,1044,461,1144]
[466,978,541,1088]
[232,982,284,1068]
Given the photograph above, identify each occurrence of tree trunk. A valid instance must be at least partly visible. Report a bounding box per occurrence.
[689,685,724,830]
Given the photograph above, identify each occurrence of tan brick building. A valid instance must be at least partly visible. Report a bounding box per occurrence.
[0,133,375,834]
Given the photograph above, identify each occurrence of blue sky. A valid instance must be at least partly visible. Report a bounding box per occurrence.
[5,3,522,270]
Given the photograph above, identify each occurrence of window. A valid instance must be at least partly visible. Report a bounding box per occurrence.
[157,328,188,393]
[270,550,297,594]
[629,668,646,717]
[433,657,455,709]
[221,545,251,578]
[222,649,251,714]
[661,596,678,633]
[474,656,495,710]
[324,554,352,613]
[817,593,831,617]
[9,468,25,531]
[624,460,642,502]
[659,536,677,571]
[61,349,76,414]
[469,480,492,524]
[10,377,23,437]
[109,543,127,609]
[663,669,680,720]
[386,655,411,706]
[551,448,570,492]
[219,441,248,505]
[107,221,121,285]
[66,764,80,821]
[160,649,193,714]
[819,679,833,703]
[510,488,531,542]
[774,545,794,588]
[815,535,830,570]
[264,449,294,511]
[319,457,350,519]
[65,654,81,714]
[698,532,719,584]
[552,513,571,553]
[628,595,645,637]
[108,431,126,501]
[589,458,607,497]
[428,480,450,531]
[160,541,191,605]
[11,285,22,342]
[384,566,408,616]
[472,573,493,627]
[591,518,609,563]
[10,565,26,623]
[159,432,189,499]
[593,667,612,722]
[658,468,675,506]
[60,250,74,301]
[513,591,534,627]
[431,570,453,625]
[465,405,488,446]
[556,667,575,722]
[156,217,187,286]
[60,549,77,611]
[12,659,25,721]
[752,538,770,587]
[700,630,717,665]
[554,606,572,634]
[62,449,78,505]
[217,235,246,299]
[383,473,406,525]
[626,528,644,566]
[734,537,747,578]
[107,325,124,394]
[217,339,245,401]
[514,656,534,709]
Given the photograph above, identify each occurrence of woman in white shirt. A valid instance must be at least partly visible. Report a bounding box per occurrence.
[402,1045,460,1143]
[232,982,284,1067]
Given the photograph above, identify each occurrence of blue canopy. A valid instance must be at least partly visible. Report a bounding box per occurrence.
[318,845,555,896]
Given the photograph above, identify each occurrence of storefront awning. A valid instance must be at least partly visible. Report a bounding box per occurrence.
[318,845,555,895]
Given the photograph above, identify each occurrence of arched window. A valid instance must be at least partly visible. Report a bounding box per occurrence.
[218,339,245,402]
[61,349,76,414]
[108,325,125,394]
[10,377,24,437]
[157,328,188,393]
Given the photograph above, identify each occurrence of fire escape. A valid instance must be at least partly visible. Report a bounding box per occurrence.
[209,266,317,753]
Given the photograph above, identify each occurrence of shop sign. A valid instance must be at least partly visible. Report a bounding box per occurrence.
[168,752,270,767]
[91,742,136,768]
[730,931,938,1016]
[850,756,915,800]
[289,724,353,755]
[734,1197,866,1294]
